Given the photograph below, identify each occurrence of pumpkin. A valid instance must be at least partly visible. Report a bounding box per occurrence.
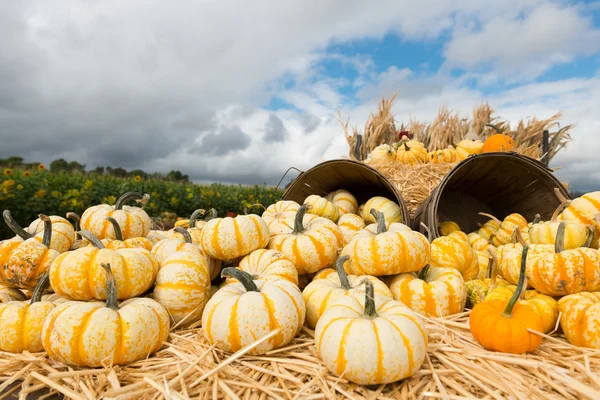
[482,124,515,152]
[466,251,509,308]
[342,210,429,276]
[0,284,27,303]
[479,212,528,246]
[268,205,343,275]
[478,219,500,241]
[100,217,154,250]
[202,268,305,355]
[312,268,337,280]
[42,263,169,367]
[360,196,403,225]
[527,222,600,296]
[457,139,484,155]
[475,249,493,279]
[151,228,200,263]
[428,147,459,164]
[337,213,366,245]
[530,203,590,250]
[315,279,427,385]
[168,208,216,244]
[146,230,168,244]
[50,230,158,301]
[302,256,392,328]
[370,144,396,165]
[153,249,211,328]
[388,265,466,317]
[326,189,358,216]
[448,230,469,242]
[468,232,493,252]
[469,246,543,354]
[66,212,89,250]
[557,292,600,349]
[557,191,600,248]
[27,215,75,253]
[41,293,73,304]
[395,141,428,165]
[262,201,302,236]
[0,273,56,353]
[224,249,299,286]
[0,212,60,290]
[303,195,339,222]
[430,233,479,281]
[438,221,461,236]
[80,191,152,240]
[201,214,269,260]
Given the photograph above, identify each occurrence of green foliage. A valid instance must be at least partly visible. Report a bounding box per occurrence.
[0,168,283,239]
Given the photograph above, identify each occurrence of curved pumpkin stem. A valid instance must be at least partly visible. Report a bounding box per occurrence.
[370,209,387,234]
[553,187,570,205]
[502,245,529,318]
[419,222,432,242]
[487,249,500,292]
[189,209,206,228]
[554,222,566,253]
[174,227,193,243]
[513,227,527,247]
[532,214,541,224]
[419,264,430,281]
[78,230,106,249]
[205,208,218,221]
[293,204,308,235]
[39,214,52,248]
[335,255,351,290]
[361,278,378,318]
[66,212,82,240]
[105,217,124,241]
[2,210,33,240]
[583,226,595,248]
[115,192,146,211]
[485,123,502,134]
[478,212,502,227]
[551,201,570,222]
[30,272,51,304]
[221,267,259,292]
[100,263,119,310]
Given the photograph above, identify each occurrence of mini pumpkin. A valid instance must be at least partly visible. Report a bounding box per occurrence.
[457,139,484,155]
[557,291,600,349]
[360,196,403,225]
[151,227,200,264]
[438,221,461,236]
[479,212,528,246]
[468,232,493,252]
[201,214,269,260]
[101,217,154,250]
[0,272,56,353]
[0,284,27,303]
[396,141,428,165]
[167,208,216,244]
[482,123,515,152]
[42,263,170,367]
[342,209,429,276]
[0,212,60,290]
[302,256,392,328]
[27,215,75,253]
[326,189,358,216]
[337,213,366,245]
[303,195,339,222]
[262,200,301,235]
[202,268,305,355]
[315,279,427,385]
[478,218,500,241]
[556,190,600,248]
[529,203,590,249]
[370,144,396,165]
[428,147,459,164]
[80,191,152,240]
[430,233,479,281]
[268,205,343,275]
[224,249,299,286]
[469,246,543,354]
[466,250,508,308]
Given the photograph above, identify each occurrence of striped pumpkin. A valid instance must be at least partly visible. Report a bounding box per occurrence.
[99,217,154,251]
[268,205,343,275]
[557,191,600,248]
[479,213,528,246]
[495,242,554,286]
[438,221,461,236]
[315,279,427,385]
[361,196,403,225]
[202,268,305,355]
[468,232,493,252]
[558,292,600,349]
[337,213,366,245]
[396,141,428,165]
[430,235,479,281]
[262,200,301,235]
[201,214,269,260]
[388,265,466,317]
[326,189,358,216]
[304,195,339,222]
[478,219,500,241]
[151,228,201,264]
[428,148,459,164]
[224,249,299,286]
[0,284,27,303]
[27,215,75,253]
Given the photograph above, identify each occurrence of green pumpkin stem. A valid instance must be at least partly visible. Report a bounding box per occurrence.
[30,272,51,304]
[419,264,430,281]
[189,209,206,228]
[361,279,378,318]
[39,214,52,248]
[532,214,541,224]
[100,263,119,310]
[336,255,351,290]
[293,204,308,235]
[105,217,124,241]
[485,123,502,134]
[221,267,259,292]
[205,208,218,221]
[2,210,33,240]
[78,230,106,249]
[370,209,387,234]
[403,142,410,152]
[583,226,595,248]
[115,192,146,211]
[174,227,193,243]
[554,222,566,253]
[66,212,82,240]
[502,246,529,318]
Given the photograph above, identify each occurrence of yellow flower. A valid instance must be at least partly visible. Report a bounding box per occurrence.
[38,164,46,171]
[84,179,93,188]
[134,176,142,182]
[3,168,12,176]
[34,189,47,198]
[216,192,221,198]
[3,179,15,187]
[23,171,31,178]
[17,184,23,190]
[187,193,193,199]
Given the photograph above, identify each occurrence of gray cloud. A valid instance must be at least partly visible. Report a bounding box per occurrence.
[192,126,251,156]
[264,114,289,142]
[296,113,321,133]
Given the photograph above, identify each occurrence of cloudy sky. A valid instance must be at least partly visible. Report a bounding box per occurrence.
[1,1,600,190]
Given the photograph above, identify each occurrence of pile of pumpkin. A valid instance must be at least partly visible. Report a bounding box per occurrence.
[1,188,600,388]
[369,126,514,165]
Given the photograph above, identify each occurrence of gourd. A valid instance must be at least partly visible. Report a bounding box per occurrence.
[388,265,466,317]
[430,229,479,281]
[529,203,589,249]
[224,249,299,286]
[466,251,508,308]
[482,124,515,152]
[428,147,459,164]
[438,221,461,236]
[66,212,89,250]
[80,191,152,240]
[202,268,305,355]
[0,212,60,290]
[395,141,428,165]
[337,214,366,245]
[268,205,343,275]
[201,214,270,260]
[302,256,392,328]
[262,200,301,236]
[556,190,600,248]
[168,209,217,244]
[101,217,154,250]
[479,212,528,246]
[153,249,211,328]
[342,210,429,276]
[0,284,27,303]
[370,144,396,165]
[151,227,200,264]
[0,273,56,353]
[557,292,600,349]
[457,139,484,155]
[49,230,159,301]
[42,263,170,367]
[495,229,553,286]
[469,246,543,354]
[360,196,403,225]
[304,195,339,222]
[468,232,493,252]
[478,219,500,241]
[146,230,168,245]
[326,189,358,216]
[315,279,427,385]
[27,215,75,253]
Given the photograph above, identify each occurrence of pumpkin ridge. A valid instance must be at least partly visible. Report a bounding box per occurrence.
[118,253,133,300]
[71,308,97,366]
[386,318,416,376]
[306,234,327,271]
[42,305,69,359]
[210,222,224,260]
[262,292,283,348]
[335,318,356,375]
[395,232,409,275]
[318,290,336,316]
[203,301,221,343]
[115,311,127,365]
[232,219,244,259]
[30,248,50,288]
[289,238,304,274]
[85,250,100,299]
[228,297,242,351]
[16,305,28,352]
[370,320,386,382]
[316,316,352,354]
[249,216,267,248]
[277,285,303,329]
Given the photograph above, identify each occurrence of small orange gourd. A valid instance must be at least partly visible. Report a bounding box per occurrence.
[482,124,514,152]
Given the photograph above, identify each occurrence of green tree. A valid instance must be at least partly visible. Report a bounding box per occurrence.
[50,158,69,172]
[167,170,189,183]
[67,161,86,172]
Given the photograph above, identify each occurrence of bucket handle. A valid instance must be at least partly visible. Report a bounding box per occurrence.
[275,167,304,191]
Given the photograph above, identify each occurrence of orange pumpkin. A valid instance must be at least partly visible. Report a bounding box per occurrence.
[482,124,514,152]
